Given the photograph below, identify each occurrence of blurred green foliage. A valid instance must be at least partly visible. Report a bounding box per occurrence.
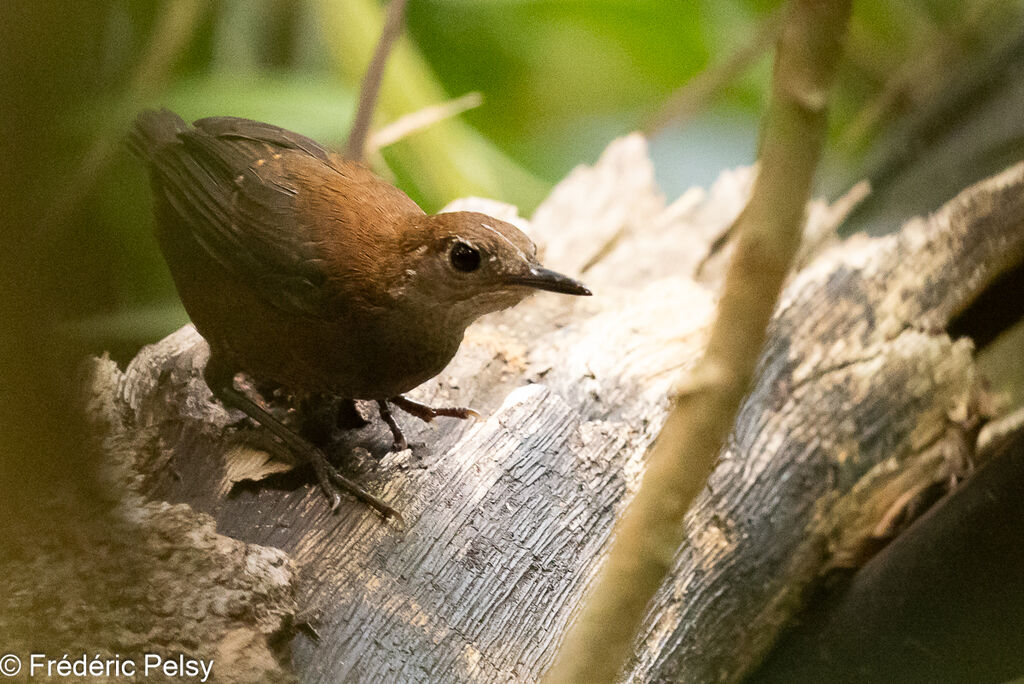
[4,0,1022,362]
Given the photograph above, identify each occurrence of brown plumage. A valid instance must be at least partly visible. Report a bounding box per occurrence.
[129,109,589,516]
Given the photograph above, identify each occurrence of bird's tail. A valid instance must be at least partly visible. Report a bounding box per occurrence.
[127,108,188,161]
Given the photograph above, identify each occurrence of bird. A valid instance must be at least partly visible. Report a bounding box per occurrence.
[129,109,591,518]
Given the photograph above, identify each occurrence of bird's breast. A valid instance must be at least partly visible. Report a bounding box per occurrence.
[191,278,463,398]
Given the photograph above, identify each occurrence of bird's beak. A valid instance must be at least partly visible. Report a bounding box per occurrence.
[505,266,592,296]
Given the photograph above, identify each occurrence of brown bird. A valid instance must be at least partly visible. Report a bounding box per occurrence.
[129,110,590,517]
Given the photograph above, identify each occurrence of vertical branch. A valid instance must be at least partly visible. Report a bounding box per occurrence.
[343,0,409,161]
[543,1,853,682]
[319,0,547,209]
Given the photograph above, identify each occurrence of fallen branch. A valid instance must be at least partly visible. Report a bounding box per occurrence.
[78,133,1024,680]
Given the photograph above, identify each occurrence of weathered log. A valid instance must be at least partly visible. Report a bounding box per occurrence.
[81,135,1024,682]
[629,159,1024,682]
[748,409,1024,684]
[0,358,298,684]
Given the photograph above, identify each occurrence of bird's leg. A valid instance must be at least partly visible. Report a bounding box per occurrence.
[377,396,481,453]
[376,400,408,452]
[388,395,483,423]
[203,362,400,520]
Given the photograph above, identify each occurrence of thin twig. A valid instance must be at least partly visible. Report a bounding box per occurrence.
[368,92,483,152]
[543,1,853,681]
[344,0,409,161]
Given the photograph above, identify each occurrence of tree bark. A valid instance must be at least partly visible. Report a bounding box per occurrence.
[79,137,1024,682]
[748,411,1024,684]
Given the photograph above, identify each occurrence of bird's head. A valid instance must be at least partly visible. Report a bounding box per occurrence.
[393,211,591,327]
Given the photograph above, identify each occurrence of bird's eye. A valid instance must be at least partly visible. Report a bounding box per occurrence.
[449,242,481,272]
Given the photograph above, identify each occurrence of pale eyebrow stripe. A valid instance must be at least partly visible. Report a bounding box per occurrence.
[480,223,530,261]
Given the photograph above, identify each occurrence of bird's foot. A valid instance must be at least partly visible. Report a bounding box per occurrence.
[389,394,482,422]
[377,395,483,452]
[207,366,400,520]
[307,446,401,522]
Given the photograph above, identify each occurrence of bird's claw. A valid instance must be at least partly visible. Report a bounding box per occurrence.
[308,443,398,520]
[378,396,481,453]
[325,462,402,522]
[388,395,483,423]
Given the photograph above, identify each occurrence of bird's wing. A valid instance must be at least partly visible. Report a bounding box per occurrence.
[132,110,335,317]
